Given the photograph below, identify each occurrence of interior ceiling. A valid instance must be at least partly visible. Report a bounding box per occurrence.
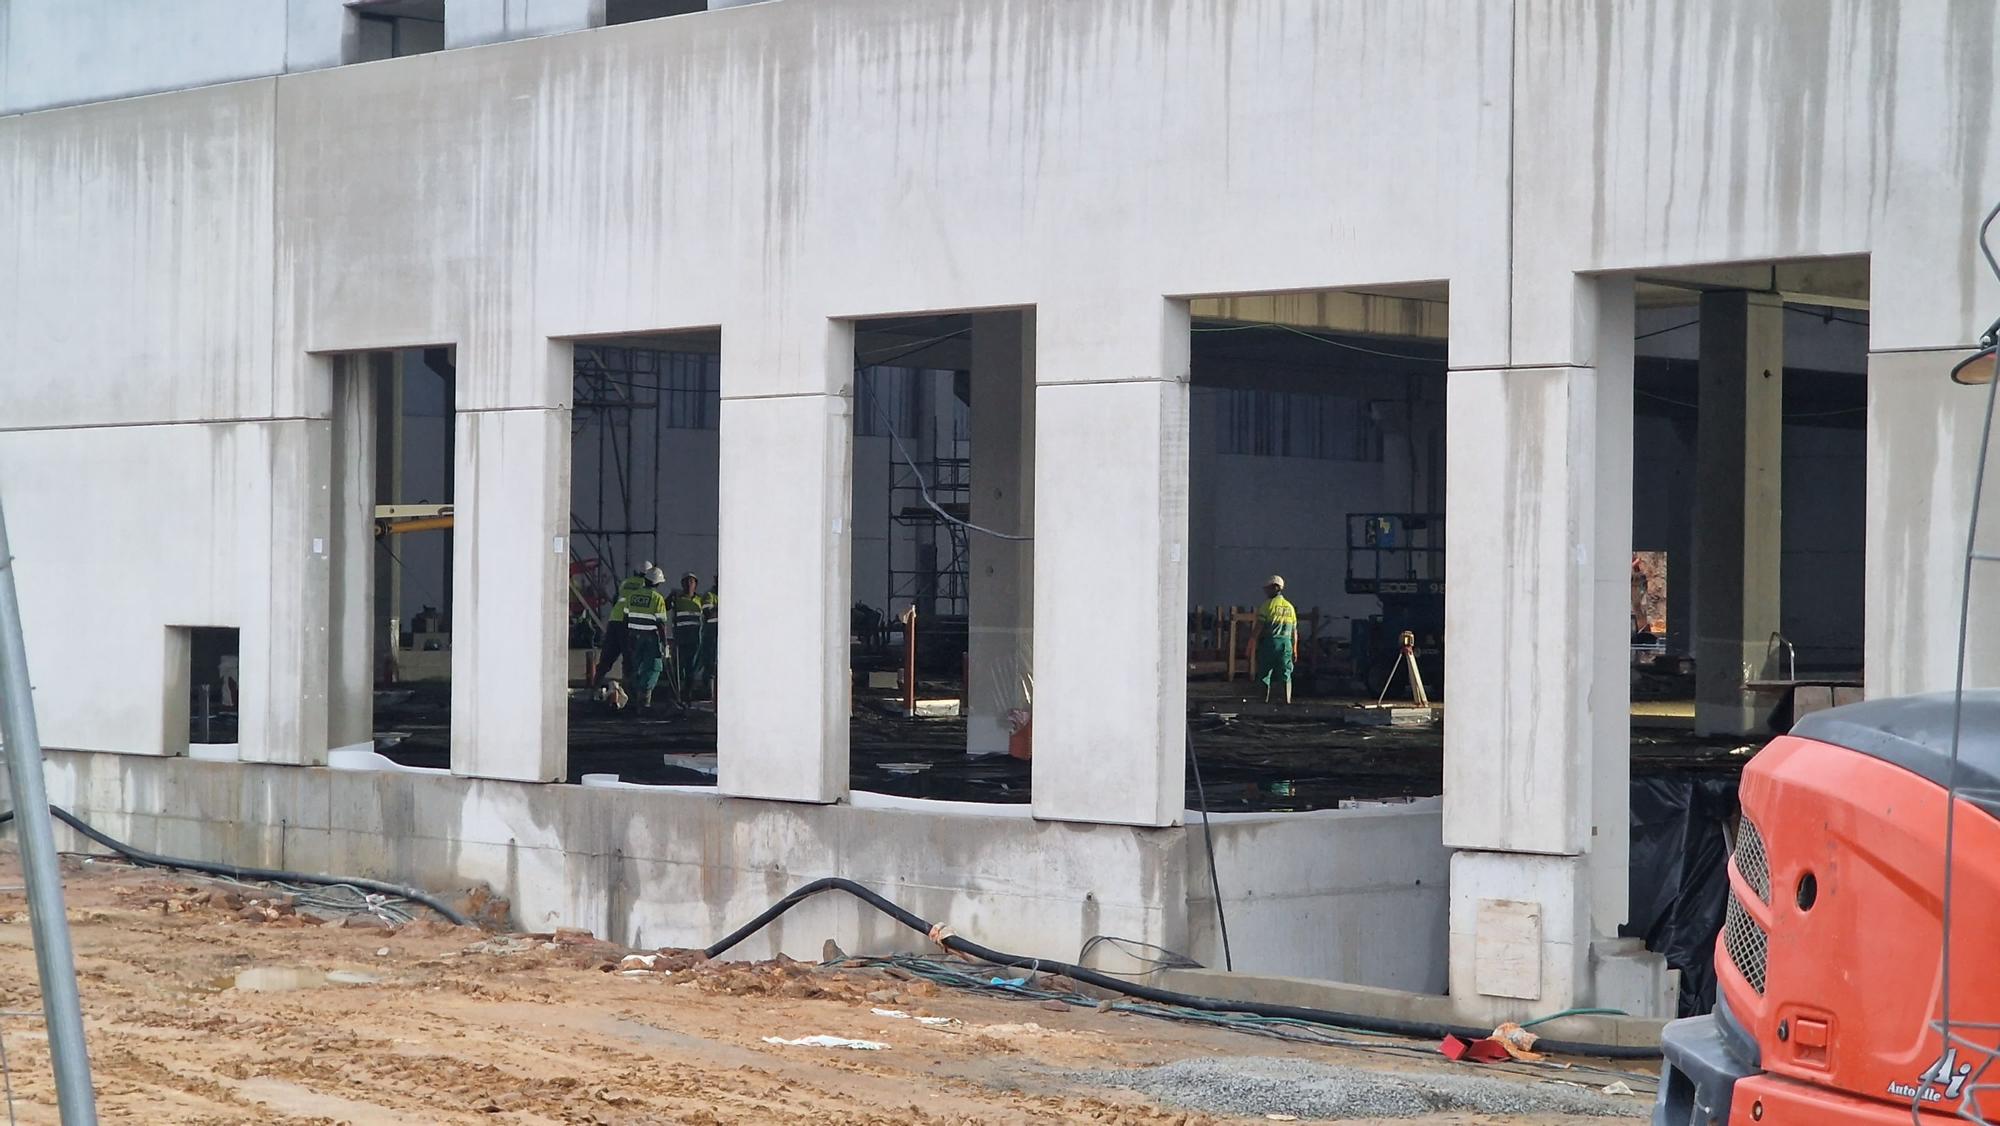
[606,0,707,24]
[575,329,723,354]
[349,0,444,20]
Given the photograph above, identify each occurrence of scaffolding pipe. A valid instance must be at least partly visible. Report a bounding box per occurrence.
[0,493,99,1124]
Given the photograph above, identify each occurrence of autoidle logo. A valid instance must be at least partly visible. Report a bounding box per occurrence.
[1889,1050,1972,1103]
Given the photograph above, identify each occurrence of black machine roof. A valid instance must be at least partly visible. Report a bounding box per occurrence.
[1791,691,2000,815]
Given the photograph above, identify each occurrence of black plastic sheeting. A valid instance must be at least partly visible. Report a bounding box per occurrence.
[1625,775,1741,1017]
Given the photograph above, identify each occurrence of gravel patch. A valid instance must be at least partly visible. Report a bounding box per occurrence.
[1084,1056,1649,1120]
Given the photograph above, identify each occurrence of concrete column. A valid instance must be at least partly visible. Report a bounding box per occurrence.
[1444,277,1660,1020]
[966,311,1036,756]
[240,413,332,766]
[327,356,380,753]
[1692,292,1784,736]
[449,398,573,782]
[1867,347,2000,697]
[715,321,855,804]
[1032,299,1190,828]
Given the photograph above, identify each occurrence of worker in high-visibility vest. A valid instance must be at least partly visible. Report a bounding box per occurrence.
[1255,574,1298,704]
[696,578,718,702]
[620,567,670,710]
[592,561,655,694]
[669,572,706,703]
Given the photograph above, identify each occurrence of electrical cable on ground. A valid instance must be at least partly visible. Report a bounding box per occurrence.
[0,805,470,926]
[1186,728,1233,971]
[1077,935,1203,975]
[833,951,1659,1092]
[702,876,1661,1059]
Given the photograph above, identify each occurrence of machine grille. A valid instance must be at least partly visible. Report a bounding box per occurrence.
[1723,890,1768,993]
[1734,817,1771,903]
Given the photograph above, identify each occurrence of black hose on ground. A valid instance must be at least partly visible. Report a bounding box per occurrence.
[0,804,471,926]
[704,876,1663,1060]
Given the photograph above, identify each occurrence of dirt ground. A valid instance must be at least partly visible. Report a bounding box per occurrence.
[0,853,1657,1125]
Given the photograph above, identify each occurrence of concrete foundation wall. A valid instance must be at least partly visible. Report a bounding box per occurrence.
[1187,801,1450,994]
[36,750,1448,989]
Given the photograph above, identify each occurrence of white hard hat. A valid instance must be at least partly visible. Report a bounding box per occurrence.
[638,560,656,575]
[1265,575,1286,590]
[644,566,666,585]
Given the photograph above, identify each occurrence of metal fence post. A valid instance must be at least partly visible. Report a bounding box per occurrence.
[0,493,99,1124]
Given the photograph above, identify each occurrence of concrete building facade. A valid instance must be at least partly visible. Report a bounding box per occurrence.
[0,0,1994,1023]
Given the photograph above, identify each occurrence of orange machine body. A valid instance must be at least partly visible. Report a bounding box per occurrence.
[1655,693,2000,1125]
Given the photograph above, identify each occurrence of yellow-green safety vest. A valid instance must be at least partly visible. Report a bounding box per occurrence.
[608,574,649,624]
[623,588,667,632]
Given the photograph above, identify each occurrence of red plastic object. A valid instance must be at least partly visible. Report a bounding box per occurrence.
[1440,1035,1510,1063]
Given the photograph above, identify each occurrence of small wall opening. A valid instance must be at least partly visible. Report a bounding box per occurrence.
[166,626,240,754]
[1184,285,1449,811]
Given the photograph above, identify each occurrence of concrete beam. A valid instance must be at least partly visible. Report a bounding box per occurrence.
[1189,290,1449,341]
[1636,259,1870,310]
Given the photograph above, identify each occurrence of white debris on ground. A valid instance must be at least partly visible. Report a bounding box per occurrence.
[762,1035,889,1050]
[871,1007,956,1025]
[1086,1056,1650,1120]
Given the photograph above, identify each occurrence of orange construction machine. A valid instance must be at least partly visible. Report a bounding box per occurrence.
[1654,693,2000,1124]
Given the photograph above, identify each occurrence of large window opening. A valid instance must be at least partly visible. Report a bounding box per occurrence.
[1621,258,1868,1017]
[848,312,1036,802]
[1184,287,1449,812]
[564,331,721,784]
[1626,259,1869,743]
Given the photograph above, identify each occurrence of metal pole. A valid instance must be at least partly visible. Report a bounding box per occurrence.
[0,494,99,1124]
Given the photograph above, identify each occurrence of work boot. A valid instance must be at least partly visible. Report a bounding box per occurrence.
[637,689,653,712]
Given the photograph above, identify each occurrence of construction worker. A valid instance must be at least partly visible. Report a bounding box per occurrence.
[592,561,655,693]
[621,566,670,710]
[696,577,718,701]
[1254,575,1298,705]
[669,572,705,702]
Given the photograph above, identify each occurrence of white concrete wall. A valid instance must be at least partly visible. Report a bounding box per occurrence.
[0,0,349,114]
